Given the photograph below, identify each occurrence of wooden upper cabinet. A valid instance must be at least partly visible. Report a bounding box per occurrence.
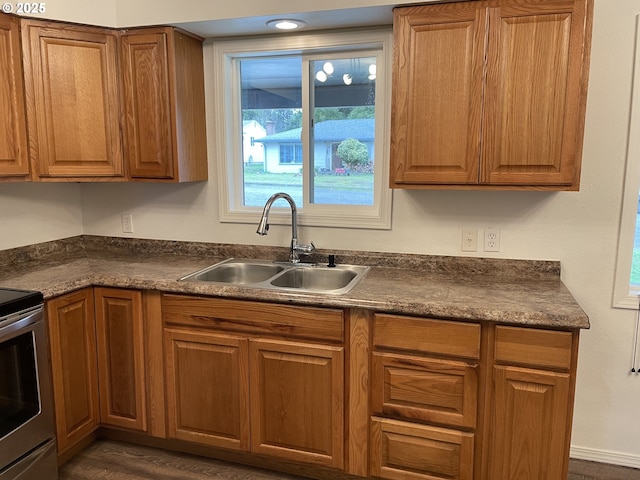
[0,13,30,180]
[390,0,593,190]
[390,2,486,186]
[482,0,592,187]
[120,27,208,182]
[21,20,124,180]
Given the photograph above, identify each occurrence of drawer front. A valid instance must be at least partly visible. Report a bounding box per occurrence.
[371,417,474,480]
[372,352,478,428]
[162,294,343,343]
[495,325,574,370]
[374,314,481,359]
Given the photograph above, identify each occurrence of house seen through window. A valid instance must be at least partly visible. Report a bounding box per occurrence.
[213,30,392,229]
[239,55,377,207]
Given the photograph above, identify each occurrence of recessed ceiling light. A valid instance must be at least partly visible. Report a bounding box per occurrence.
[266,19,307,31]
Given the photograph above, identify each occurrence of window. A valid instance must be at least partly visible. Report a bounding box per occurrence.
[613,16,640,308]
[279,144,303,165]
[211,29,392,229]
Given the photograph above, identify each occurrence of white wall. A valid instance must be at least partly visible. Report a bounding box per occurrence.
[0,184,83,250]
[27,0,116,26]
[5,0,640,468]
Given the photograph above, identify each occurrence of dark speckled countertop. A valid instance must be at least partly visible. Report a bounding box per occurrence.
[0,235,589,329]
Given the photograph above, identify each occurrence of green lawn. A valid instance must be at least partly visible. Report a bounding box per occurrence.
[243,164,373,190]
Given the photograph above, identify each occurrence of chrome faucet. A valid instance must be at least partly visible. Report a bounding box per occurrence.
[256,192,315,263]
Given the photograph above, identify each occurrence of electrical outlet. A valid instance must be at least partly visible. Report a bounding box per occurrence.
[461,228,478,252]
[121,213,134,233]
[484,227,500,252]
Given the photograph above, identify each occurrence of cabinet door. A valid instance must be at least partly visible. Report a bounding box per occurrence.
[21,20,123,179]
[120,27,207,182]
[164,328,250,450]
[489,365,571,480]
[120,29,173,179]
[390,2,486,186]
[481,0,591,187]
[46,288,99,453]
[250,339,344,469]
[0,14,29,179]
[94,288,146,431]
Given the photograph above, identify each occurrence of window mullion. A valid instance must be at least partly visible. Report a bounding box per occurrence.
[231,56,245,209]
[301,58,313,209]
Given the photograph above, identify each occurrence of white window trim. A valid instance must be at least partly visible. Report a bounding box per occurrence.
[208,29,393,230]
[613,15,640,309]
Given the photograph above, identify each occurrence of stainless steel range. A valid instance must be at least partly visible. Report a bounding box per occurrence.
[0,288,57,479]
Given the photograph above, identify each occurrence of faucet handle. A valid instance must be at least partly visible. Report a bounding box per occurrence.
[295,241,315,255]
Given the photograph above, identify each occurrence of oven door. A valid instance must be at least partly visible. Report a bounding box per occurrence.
[0,306,55,471]
[0,439,57,480]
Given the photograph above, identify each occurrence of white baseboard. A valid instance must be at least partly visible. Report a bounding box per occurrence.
[571,446,640,469]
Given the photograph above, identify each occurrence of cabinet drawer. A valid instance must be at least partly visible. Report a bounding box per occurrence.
[495,325,574,370]
[371,417,474,480]
[162,295,343,343]
[373,314,481,359]
[372,352,477,428]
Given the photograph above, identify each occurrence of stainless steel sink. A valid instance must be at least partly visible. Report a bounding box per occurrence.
[187,261,285,284]
[180,258,369,294]
[269,265,364,292]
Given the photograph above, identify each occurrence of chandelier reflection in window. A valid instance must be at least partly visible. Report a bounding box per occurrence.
[314,58,376,85]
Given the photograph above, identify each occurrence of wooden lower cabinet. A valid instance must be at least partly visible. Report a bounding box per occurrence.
[164,328,250,450]
[250,339,344,469]
[371,417,474,480]
[371,313,480,479]
[488,366,571,480]
[161,295,345,470]
[45,290,580,480]
[47,287,153,458]
[163,332,345,469]
[94,287,147,431]
[487,325,578,480]
[46,288,99,454]
[370,315,579,480]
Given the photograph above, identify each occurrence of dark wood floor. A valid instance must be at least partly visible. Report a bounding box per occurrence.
[59,439,640,480]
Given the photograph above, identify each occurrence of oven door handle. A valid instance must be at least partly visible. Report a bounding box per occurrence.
[0,307,43,340]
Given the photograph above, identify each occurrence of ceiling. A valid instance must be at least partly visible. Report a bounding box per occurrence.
[172,5,394,38]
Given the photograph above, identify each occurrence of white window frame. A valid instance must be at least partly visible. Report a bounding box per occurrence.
[613,15,640,308]
[209,29,393,230]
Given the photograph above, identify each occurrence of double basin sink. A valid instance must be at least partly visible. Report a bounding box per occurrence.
[180,258,369,295]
